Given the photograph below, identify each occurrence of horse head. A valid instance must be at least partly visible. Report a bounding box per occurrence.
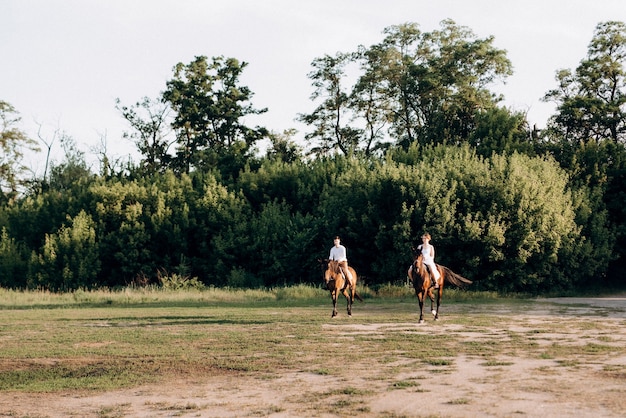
[414,253,426,275]
[409,247,428,280]
[410,246,422,270]
[327,259,341,274]
[318,258,338,287]
[324,259,345,287]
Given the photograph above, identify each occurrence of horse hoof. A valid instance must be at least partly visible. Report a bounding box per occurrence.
[431,310,437,316]
[419,319,424,324]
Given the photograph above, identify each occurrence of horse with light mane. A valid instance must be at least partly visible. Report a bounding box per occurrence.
[320,259,363,318]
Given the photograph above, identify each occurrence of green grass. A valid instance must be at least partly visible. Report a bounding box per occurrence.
[389,380,421,390]
[0,285,499,309]
[1,285,624,395]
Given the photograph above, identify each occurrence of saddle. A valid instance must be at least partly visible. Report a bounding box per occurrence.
[335,264,354,286]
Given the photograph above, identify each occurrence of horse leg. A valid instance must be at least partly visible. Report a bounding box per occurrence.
[428,288,437,319]
[416,290,425,323]
[343,288,352,317]
[349,286,356,314]
[331,290,338,318]
[433,287,442,320]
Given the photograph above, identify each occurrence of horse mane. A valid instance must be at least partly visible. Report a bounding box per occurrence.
[410,247,425,273]
[327,259,341,274]
[413,253,427,277]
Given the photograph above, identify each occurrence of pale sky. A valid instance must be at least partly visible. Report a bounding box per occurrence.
[2,0,625,172]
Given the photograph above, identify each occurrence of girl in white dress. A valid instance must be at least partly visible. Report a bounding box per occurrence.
[417,233,441,288]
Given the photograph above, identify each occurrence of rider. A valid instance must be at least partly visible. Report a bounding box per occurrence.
[329,236,354,285]
[417,233,441,289]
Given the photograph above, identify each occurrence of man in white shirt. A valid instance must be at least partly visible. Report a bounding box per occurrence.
[329,236,354,284]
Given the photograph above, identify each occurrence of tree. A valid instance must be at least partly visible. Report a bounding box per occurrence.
[35,121,59,185]
[163,55,268,176]
[367,22,424,146]
[47,133,93,192]
[0,101,39,203]
[265,129,302,163]
[116,96,175,176]
[351,44,395,155]
[359,20,513,148]
[542,21,626,287]
[298,52,363,156]
[544,21,626,143]
[300,21,513,154]
[468,107,534,157]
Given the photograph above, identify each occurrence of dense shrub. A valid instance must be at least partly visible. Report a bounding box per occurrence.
[0,145,617,293]
[316,145,593,292]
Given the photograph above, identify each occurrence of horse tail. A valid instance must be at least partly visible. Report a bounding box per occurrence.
[354,291,364,302]
[441,266,472,288]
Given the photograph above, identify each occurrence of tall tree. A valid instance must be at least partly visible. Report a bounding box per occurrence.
[0,101,39,203]
[369,22,424,146]
[116,96,174,176]
[360,20,512,148]
[542,21,626,286]
[47,134,93,192]
[297,52,363,156]
[351,44,395,155]
[265,129,302,163]
[300,21,513,154]
[544,21,626,143]
[468,107,535,157]
[163,56,268,176]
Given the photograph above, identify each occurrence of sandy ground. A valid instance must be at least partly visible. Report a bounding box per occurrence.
[1,296,626,418]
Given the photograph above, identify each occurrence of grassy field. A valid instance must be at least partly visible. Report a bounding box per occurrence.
[1,286,625,417]
[0,285,459,392]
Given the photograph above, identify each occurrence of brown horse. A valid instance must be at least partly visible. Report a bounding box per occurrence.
[408,248,472,323]
[321,259,363,318]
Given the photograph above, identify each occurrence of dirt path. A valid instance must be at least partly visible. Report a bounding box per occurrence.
[2,297,626,417]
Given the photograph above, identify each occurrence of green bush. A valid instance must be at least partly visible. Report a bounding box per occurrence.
[157,269,205,290]
[0,227,28,288]
[27,210,100,291]
[0,144,618,294]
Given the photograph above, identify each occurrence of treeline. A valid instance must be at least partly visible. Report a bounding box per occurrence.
[0,20,625,294]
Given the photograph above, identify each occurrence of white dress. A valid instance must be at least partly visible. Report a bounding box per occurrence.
[418,244,441,280]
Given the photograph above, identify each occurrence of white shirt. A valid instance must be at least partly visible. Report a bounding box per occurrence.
[329,245,348,262]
